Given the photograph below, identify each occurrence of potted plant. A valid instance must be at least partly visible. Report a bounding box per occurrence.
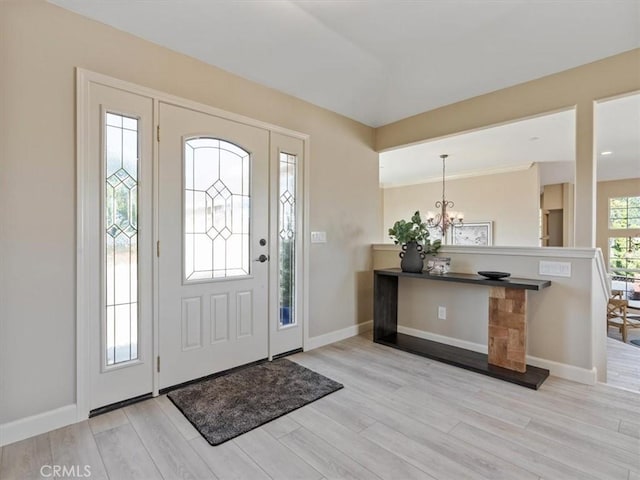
[388,211,441,273]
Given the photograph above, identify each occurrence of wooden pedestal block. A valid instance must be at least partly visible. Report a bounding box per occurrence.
[488,287,526,373]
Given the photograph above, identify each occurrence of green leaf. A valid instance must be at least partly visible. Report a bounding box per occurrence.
[387,210,433,245]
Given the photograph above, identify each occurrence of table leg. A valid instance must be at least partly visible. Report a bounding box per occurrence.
[488,287,526,373]
[374,273,398,341]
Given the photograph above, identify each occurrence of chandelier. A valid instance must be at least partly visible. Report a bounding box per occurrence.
[426,154,464,239]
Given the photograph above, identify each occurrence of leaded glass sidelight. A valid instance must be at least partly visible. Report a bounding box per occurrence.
[184,138,250,280]
[279,152,297,327]
[105,112,139,366]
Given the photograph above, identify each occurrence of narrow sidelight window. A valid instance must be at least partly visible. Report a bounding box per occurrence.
[279,152,297,327]
[105,112,139,365]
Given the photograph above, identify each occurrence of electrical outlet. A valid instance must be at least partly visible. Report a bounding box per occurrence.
[438,306,446,320]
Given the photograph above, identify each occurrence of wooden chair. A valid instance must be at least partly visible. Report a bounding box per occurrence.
[607,297,640,343]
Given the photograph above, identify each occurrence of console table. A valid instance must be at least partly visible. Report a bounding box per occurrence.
[374,268,552,389]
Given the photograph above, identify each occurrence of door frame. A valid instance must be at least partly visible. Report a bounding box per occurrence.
[76,68,310,420]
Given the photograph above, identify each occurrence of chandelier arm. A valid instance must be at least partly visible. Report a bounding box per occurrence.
[442,155,446,207]
[429,154,462,240]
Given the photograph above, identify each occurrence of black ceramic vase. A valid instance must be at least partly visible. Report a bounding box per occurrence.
[399,241,426,273]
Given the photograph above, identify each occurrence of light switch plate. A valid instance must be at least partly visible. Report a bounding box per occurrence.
[539,260,571,277]
[311,231,327,243]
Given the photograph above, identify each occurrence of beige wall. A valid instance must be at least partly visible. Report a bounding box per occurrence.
[542,184,563,210]
[596,178,640,268]
[0,1,380,424]
[562,182,575,247]
[376,49,640,248]
[541,182,575,247]
[383,166,540,246]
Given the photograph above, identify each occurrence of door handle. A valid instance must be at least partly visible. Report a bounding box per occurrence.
[254,254,269,263]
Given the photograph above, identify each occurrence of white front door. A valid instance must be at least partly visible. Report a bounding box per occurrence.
[158,103,270,389]
[87,83,154,410]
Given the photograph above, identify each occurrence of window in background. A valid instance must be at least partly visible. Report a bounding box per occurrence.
[609,196,640,229]
[608,196,640,301]
[609,236,640,301]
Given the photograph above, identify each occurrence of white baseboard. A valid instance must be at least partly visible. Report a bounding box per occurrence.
[397,325,597,385]
[398,326,488,354]
[526,356,597,385]
[0,320,370,447]
[0,404,78,447]
[305,320,372,351]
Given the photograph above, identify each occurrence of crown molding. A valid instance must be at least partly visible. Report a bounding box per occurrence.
[381,163,534,189]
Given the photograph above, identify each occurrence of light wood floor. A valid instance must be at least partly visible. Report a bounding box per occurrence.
[2,334,639,480]
[607,327,640,392]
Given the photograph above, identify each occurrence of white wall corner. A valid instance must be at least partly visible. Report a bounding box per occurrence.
[0,404,77,447]
[305,320,373,351]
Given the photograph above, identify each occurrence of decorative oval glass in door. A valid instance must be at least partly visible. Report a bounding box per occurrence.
[184,138,250,281]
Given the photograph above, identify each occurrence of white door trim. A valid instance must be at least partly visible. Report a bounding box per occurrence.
[76,68,90,421]
[76,68,310,420]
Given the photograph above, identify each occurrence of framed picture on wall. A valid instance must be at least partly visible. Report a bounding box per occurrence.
[427,226,445,244]
[449,221,493,246]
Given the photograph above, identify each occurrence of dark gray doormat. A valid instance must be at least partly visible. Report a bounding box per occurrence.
[631,339,640,347]
[167,358,343,445]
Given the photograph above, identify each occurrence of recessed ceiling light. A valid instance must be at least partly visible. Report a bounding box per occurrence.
[601,151,613,156]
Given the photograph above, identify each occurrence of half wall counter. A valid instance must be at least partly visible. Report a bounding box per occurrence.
[371,244,610,386]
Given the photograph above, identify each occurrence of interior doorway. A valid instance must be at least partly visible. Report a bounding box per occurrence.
[595,91,640,393]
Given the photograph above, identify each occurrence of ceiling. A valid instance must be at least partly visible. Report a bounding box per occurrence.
[380,93,640,188]
[49,0,639,127]
[596,92,640,182]
[47,0,640,187]
[380,109,575,187]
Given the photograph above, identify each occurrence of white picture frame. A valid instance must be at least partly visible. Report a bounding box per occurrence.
[426,226,445,244]
[449,221,493,246]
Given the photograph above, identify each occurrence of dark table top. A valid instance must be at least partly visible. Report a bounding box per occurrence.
[374,268,551,291]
